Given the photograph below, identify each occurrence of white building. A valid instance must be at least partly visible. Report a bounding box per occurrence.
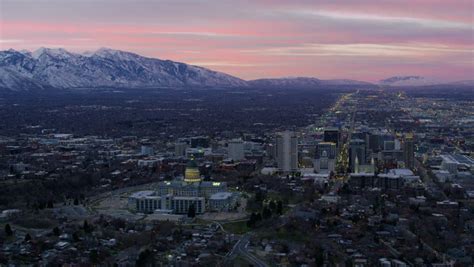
[314,142,336,173]
[228,139,245,161]
[175,141,188,157]
[137,158,160,168]
[441,154,474,175]
[140,145,154,156]
[185,147,212,158]
[129,180,236,214]
[128,191,206,214]
[276,131,298,172]
[209,192,236,211]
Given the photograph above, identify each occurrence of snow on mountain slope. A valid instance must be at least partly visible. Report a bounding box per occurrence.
[0,47,248,90]
[3,48,466,91]
[248,77,322,88]
[378,76,441,87]
[248,77,375,88]
[320,79,374,86]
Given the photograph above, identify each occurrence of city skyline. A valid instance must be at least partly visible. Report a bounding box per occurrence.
[1,0,473,82]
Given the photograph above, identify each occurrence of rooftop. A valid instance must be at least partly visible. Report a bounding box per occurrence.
[388,168,414,177]
[210,192,233,200]
[129,190,156,198]
[441,154,474,165]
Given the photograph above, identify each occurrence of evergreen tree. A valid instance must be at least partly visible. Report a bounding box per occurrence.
[5,224,13,236]
[262,206,272,219]
[247,213,255,227]
[255,190,265,203]
[89,249,99,264]
[269,200,277,212]
[247,212,262,228]
[83,220,92,233]
[276,200,283,215]
[53,226,61,236]
[73,232,80,242]
[24,233,32,242]
[136,249,153,266]
[187,203,196,218]
[314,247,324,267]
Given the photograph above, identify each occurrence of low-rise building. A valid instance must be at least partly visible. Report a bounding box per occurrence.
[209,192,236,212]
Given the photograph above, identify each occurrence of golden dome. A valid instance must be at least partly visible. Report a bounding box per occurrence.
[184,159,201,183]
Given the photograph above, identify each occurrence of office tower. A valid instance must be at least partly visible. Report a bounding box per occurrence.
[368,133,382,152]
[369,133,393,152]
[228,139,245,161]
[384,140,395,151]
[140,145,154,156]
[349,139,366,172]
[394,139,401,150]
[276,131,298,172]
[323,128,340,147]
[403,134,415,169]
[190,136,210,148]
[175,141,188,157]
[314,142,336,173]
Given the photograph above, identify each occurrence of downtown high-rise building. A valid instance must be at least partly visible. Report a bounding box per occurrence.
[403,135,415,169]
[276,131,298,172]
[314,142,336,173]
[350,139,366,172]
[227,139,245,161]
[323,128,340,147]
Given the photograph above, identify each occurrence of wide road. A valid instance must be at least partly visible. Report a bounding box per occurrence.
[226,234,268,267]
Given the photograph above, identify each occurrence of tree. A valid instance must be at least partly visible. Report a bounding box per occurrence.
[24,233,32,242]
[276,200,283,215]
[247,212,262,228]
[269,200,277,212]
[255,190,265,203]
[340,183,351,195]
[4,224,13,236]
[262,206,272,219]
[314,246,324,267]
[187,203,196,218]
[89,249,99,264]
[136,249,153,266]
[247,213,256,227]
[73,232,80,242]
[83,220,92,233]
[47,199,54,209]
[73,198,79,205]
[53,226,61,236]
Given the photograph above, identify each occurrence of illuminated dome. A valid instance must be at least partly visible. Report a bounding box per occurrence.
[184,159,201,183]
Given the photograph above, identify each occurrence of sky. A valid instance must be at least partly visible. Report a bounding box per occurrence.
[0,0,473,82]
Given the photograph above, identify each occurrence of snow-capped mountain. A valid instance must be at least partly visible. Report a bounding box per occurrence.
[248,77,322,88]
[2,48,468,91]
[0,47,247,90]
[247,77,375,88]
[448,80,474,86]
[320,79,374,86]
[379,76,440,87]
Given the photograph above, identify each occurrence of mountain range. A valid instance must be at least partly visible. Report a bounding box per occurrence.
[0,48,472,91]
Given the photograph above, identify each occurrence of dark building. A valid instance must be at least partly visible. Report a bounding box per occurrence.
[323,128,340,147]
[191,136,210,148]
[403,135,415,169]
[349,139,366,172]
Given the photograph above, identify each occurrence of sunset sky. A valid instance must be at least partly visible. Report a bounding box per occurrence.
[1,0,473,82]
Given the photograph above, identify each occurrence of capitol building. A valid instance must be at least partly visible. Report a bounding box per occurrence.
[128,159,238,214]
